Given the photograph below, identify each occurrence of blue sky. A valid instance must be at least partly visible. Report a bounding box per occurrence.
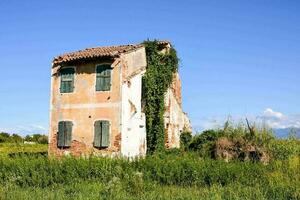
[0,0,300,135]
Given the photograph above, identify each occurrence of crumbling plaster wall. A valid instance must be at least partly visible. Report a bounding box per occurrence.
[120,47,147,157]
[49,59,123,157]
[48,45,191,157]
[164,73,191,148]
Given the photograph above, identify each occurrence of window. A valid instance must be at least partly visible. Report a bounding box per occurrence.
[57,121,73,148]
[94,120,110,148]
[60,68,75,93]
[96,64,112,91]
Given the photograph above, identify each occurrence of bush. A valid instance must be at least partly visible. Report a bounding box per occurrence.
[188,130,222,157]
[37,135,48,144]
[0,132,11,143]
[187,122,279,162]
[269,139,300,160]
[180,131,192,151]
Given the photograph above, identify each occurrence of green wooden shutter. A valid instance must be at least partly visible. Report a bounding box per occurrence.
[96,65,111,91]
[58,121,65,147]
[101,121,110,147]
[94,120,109,148]
[96,67,102,91]
[94,121,101,148]
[60,68,75,93]
[103,69,111,91]
[64,121,72,147]
[57,121,72,147]
[96,72,104,91]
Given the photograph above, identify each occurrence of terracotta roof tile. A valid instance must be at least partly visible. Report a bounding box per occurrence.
[53,41,170,65]
[53,44,143,65]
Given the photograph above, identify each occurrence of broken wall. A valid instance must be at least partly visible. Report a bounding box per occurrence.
[120,47,147,157]
[164,72,191,148]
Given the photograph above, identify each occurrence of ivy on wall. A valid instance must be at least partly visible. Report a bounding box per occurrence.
[142,40,179,154]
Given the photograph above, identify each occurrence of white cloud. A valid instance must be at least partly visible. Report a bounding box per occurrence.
[261,108,300,129]
[263,108,284,119]
[193,108,300,132]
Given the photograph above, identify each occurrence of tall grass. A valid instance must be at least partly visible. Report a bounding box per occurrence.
[0,152,299,199]
[0,124,299,200]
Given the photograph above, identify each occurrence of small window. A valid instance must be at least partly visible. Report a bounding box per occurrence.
[96,64,112,91]
[94,120,110,148]
[60,68,75,93]
[57,121,73,148]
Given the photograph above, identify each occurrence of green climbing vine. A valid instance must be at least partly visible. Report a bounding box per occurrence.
[142,40,179,154]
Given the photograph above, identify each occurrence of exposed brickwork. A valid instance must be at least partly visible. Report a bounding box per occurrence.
[163,74,191,149]
[49,132,120,157]
[113,133,121,151]
[170,73,182,106]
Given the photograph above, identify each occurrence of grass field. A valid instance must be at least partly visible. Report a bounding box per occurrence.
[0,143,47,157]
[0,143,299,200]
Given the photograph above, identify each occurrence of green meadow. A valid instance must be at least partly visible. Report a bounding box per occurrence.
[0,126,299,200]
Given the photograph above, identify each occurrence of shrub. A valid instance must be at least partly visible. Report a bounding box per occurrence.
[269,139,300,160]
[180,131,192,151]
[37,135,48,144]
[188,130,222,157]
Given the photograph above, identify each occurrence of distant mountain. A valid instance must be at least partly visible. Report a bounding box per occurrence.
[273,128,300,138]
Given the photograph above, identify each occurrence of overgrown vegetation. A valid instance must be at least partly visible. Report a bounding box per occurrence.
[0,150,299,199]
[0,122,300,199]
[183,121,300,161]
[142,40,179,154]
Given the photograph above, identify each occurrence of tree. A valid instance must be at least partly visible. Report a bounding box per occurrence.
[11,134,23,143]
[38,135,48,144]
[24,135,33,142]
[0,132,11,143]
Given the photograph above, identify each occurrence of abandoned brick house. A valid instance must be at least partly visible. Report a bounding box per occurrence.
[49,41,191,157]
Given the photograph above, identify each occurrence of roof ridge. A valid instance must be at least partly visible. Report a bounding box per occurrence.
[85,44,139,50]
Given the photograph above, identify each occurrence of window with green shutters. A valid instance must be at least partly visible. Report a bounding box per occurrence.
[96,64,112,91]
[94,120,110,148]
[60,68,75,93]
[57,121,73,148]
